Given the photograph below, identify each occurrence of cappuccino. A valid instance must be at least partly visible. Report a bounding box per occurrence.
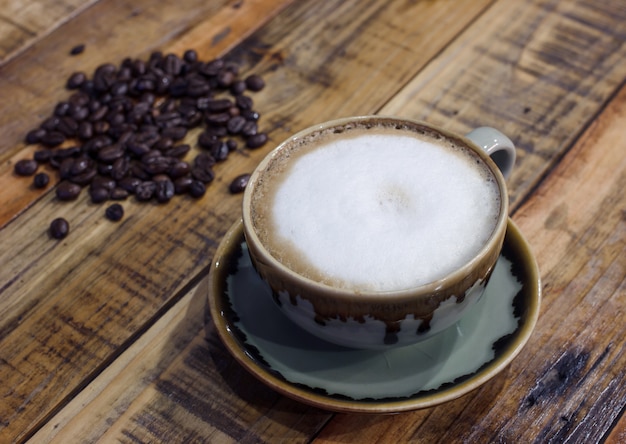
[250,121,501,292]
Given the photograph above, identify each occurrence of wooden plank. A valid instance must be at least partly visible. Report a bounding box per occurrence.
[315,52,626,444]
[381,0,626,209]
[29,279,330,443]
[0,0,97,64]
[2,0,496,441]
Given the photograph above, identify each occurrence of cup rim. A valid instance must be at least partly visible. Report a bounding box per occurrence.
[242,115,510,303]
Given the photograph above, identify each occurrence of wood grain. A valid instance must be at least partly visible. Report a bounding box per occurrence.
[0,0,97,64]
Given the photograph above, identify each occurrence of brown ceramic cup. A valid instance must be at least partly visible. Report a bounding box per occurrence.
[242,116,515,349]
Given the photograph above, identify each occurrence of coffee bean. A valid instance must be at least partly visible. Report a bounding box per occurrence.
[135,181,156,201]
[173,176,193,194]
[229,173,250,194]
[50,218,69,239]
[168,161,190,178]
[33,150,53,163]
[110,187,129,200]
[227,116,246,134]
[89,186,110,203]
[70,44,85,55]
[26,128,46,144]
[56,181,82,200]
[33,172,50,188]
[245,74,265,91]
[235,95,253,110]
[210,141,229,161]
[246,132,268,149]
[19,50,268,229]
[191,165,215,183]
[41,131,66,147]
[118,176,141,193]
[67,72,87,89]
[189,180,206,198]
[155,179,175,203]
[183,49,198,63]
[98,144,125,163]
[230,80,246,95]
[14,159,38,176]
[105,203,124,221]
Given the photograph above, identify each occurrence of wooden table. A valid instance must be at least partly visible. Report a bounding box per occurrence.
[1,0,624,442]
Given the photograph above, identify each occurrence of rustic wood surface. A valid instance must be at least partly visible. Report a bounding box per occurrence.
[0,0,624,443]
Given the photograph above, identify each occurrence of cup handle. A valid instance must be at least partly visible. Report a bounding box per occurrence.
[465,127,516,179]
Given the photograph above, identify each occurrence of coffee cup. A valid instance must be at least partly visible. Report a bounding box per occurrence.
[242,116,515,349]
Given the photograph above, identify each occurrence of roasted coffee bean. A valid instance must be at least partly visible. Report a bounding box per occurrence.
[230,80,246,95]
[164,143,190,158]
[217,69,235,87]
[56,181,81,200]
[93,63,117,92]
[26,128,46,144]
[77,121,94,140]
[110,187,129,200]
[173,176,193,194]
[229,173,250,194]
[245,74,265,91]
[33,172,50,188]
[205,112,230,126]
[91,175,117,191]
[235,95,253,110]
[70,168,97,185]
[188,180,206,198]
[199,58,224,76]
[117,176,141,193]
[50,218,69,239]
[69,92,90,107]
[55,146,81,159]
[67,72,87,89]
[186,78,210,97]
[70,44,85,55]
[41,116,60,131]
[241,109,260,121]
[210,141,229,161]
[14,159,38,176]
[110,157,130,180]
[105,203,124,221]
[20,50,268,227]
[183,49,198,63]
[142,155,171,175]
[246,132,268,149]
[161,126,187,140]
[226,139,238,151]
[241,120,258,137]
[98,144,125,163]
[135,181,156,201]
[191,166,215,183]
[34,150,53,163]
[59,158,75,180]
[194,152,216,169]
[155,179,175,203]
[168,161,190,178]
[205,98,232,112]
[41,131,66,147]
[54,102,71,117]
[226,115,246,134]
[57,116,79,137]
[89,186,110,203]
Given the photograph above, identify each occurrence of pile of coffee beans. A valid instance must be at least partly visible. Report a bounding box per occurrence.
[14,49,268,239]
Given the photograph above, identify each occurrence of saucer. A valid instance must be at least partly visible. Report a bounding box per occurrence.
[207,218,540,413]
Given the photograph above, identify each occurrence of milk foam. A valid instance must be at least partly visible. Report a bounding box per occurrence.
[254,126,501,292]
